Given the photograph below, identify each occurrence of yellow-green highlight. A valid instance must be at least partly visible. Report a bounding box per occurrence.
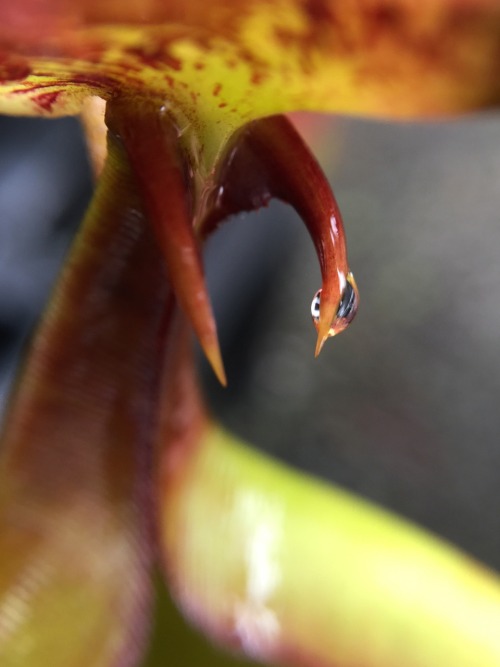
[162,424,500,667]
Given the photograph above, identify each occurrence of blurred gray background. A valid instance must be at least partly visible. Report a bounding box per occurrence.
[1,112,499,572]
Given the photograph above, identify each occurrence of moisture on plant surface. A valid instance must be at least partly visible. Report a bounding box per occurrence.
[0,3,500,667]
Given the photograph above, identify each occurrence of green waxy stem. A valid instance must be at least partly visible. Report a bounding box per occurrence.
[162,416,500,667]
[158,312,500,667]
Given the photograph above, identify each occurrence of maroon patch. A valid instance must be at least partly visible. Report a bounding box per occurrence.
[33,90,60,112]
[0,54,31,83]
[302,0,333,24]
[72,73,117,90]
[250,71,266,85]
[213,82,222,96]
[124,44,182,72]
[163,53,182,71]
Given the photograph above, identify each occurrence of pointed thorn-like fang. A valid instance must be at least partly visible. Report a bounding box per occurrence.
[201,115,356,356]
[204,342,227,387]
[315,332,328,358]
[163,240,227,386]
[314,304,334,357]
[106,100,227,386]
[312,273,359,355]
[315,285,338,352]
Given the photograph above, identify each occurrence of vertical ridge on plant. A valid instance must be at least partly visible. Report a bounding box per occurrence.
[0,132,171,667]
[1,2,500,666]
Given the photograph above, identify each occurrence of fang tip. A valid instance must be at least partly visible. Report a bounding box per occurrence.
[204,338,227,387]
[314,338,324,358]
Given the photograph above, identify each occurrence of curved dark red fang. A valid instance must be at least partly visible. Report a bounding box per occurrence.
[103,102,355,386]
[201,114,357,354]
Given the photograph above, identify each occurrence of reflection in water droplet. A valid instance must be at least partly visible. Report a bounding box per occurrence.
[337,277,357,321]
[311,272,359,341]
[311,292,321,320]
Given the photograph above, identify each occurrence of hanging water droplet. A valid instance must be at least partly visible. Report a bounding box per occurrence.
[311,272,359,340]
[311,291,321,321]
[337,275,357,322]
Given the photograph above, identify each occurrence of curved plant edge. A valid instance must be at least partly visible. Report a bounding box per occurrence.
[0,2,500,666]
[158,316,500,667]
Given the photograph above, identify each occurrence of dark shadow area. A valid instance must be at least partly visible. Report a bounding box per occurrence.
[0,115,93,409]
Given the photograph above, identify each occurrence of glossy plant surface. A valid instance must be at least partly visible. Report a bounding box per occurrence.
[0,2,500,667]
